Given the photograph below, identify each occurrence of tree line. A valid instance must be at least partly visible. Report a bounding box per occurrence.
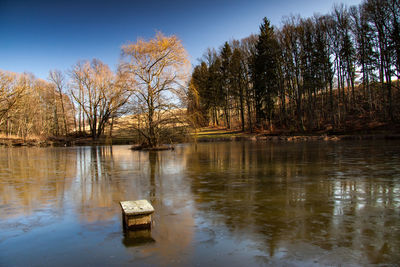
[188,0,400,133]
[0,33,189,147]
[0,70,75,138]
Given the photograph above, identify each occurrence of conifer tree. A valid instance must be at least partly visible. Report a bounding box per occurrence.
[220,42,232,129]
[252,17,280,130]
[230,48,246,131]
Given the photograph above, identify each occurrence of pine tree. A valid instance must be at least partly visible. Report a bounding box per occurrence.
[220,42,232,129]
[252,17,281,130]
[230,47,246,131]
[209,57,224,126]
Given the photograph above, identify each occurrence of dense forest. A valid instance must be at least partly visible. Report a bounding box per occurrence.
[188,0,400,133]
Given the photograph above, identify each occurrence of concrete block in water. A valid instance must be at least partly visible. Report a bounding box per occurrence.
[120,200,154,229]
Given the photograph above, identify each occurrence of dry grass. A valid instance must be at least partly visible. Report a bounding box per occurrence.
[194,127,248,139]
[0,133,44,141]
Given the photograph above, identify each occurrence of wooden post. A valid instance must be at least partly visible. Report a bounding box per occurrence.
[120,200,154,229]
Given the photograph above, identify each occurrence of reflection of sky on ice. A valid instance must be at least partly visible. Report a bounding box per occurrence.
[0,141,400,266]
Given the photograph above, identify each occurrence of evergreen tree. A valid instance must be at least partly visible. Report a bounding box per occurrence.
[220,42,233,129]
[189,2,399,134]
[190,62,210,125]
[252,17,281,130]
[209,57,224,126]
[230,47,246,131]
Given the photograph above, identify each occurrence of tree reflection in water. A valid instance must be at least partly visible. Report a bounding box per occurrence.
[0,142,399,266]
[184,141,400,264]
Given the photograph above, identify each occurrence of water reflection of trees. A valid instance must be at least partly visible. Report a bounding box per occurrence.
[72,146,124,222]
[185,141,400,264]
[1,142,399,264]
[68,146,183,224]
[0,145,197,263]
[0,147,76,219]
[0,145,198,265]
[116,149,196,265]
[0,146,156,223]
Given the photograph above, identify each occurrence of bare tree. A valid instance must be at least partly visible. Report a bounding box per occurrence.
[120,32,190,148]
[0,71,26,128]
[70,59,131,140]
[49,70,69,136]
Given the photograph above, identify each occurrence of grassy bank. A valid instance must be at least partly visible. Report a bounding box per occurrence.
[193,126,400,142]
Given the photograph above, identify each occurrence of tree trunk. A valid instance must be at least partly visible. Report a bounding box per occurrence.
[58,92,68,137]
[239,86,245,132]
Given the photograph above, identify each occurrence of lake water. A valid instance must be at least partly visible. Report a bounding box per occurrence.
[0,141,399,266]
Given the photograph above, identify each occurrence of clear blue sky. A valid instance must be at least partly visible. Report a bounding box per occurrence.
[0,0,362,80]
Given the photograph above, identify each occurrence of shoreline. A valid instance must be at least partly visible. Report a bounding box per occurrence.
[0,136,134,147]
[196,133,400,142]
[1,132,400,148]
